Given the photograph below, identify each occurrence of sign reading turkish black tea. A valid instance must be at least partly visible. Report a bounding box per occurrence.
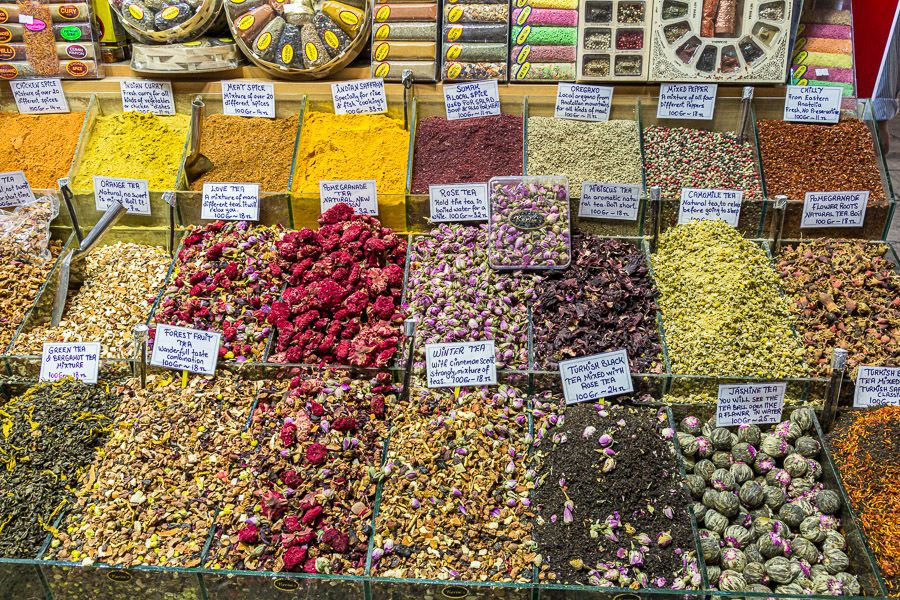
[801,191,867,228]
[222,81,275,118]
[40,342,101,384]
[120,80,175,115]
[678,188,743,227]
[425,341,497,388]
[0,170,35,208]
[559,349,633,405]
[332,78,388,115]
[854,366,900,407]
[150,324,221,375]
[444,80,501,121]
[202,182,260,221]
[320,180,378,216]
[716,383,786,427]
[555,83,613,122]
[93,176,151,215]
[10,78,69,114]
[579,182,641,220]
[657,83,717,120]
[429,183,489,222]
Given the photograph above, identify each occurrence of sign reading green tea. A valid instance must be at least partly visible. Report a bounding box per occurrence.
[425,341,496,388]
[783,85,842,124]
[429,183,488,222]
[801,191,867,228]
[716,382,786,427]
[222,81,275,118]
[120,80,175,115]
[332,78,388,115]
[555,83,613,122]
[678,188,743,227]
[150,324,221,375]
[444,80,501,121]
[320,180,378,216]
[854,366,900,407]
[657,83,716,120]
[202,182,260,221]
[0,170,35,208]
[10,78,69,114]
[93,176,151,215]
[579,182,640,220]
[559,349,633,405]
[40,342,101,384]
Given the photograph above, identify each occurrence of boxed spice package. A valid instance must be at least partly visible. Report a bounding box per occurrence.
[441,0,509,80]
[577,0,650,81]
[0,0,102,79]
[510,0,579,81]
[648,0,794,82]
[371,0,439,81]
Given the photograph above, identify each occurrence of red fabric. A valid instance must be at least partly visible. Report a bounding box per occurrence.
[853,0,899,98]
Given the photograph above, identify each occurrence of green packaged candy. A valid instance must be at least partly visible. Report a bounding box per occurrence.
[300,22,328,67]
[155,3,195,30]
[276,23,303,68]
[252,15,285,60]
[314,10,349,54]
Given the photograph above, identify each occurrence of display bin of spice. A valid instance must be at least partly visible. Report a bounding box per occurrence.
[371,0,439,81]
[523,95,644,237]
[664,375,826,408]
[824,407,900,597]
[670,403,886,597]
[0,92,91,192]
[755,98,895,242]
[790,7,858,111]
[576,0,650,81]
[440,0,510,81]
[648,0,794,83]
[290,93,411,234]
[509,0,579,81]
[405,95,524,225]
[639,96,766,239]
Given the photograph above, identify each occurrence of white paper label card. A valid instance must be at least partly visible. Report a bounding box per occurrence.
[678,188,743,226]
[657,83,717,120]
[120,80,176,115]
[801,191,868,228]
[425,341,497,388]
[202,182,260,221]
[10,79,69,114]
[716,382,787,427]
[319,180,378,216]
[555,83,613,121]
[784,85,842,123]
[579,182,641,220]
[854,366,900,407]
[559,349,633,405]
[93,176,151,215]
[429,183,489,222]
[222,81,275,118]
[444,80,501,120]
[0,171,35,207]
[332,78,388,115]
[40,342,101,384]
[815,68,830,77]
[150,324,221,375]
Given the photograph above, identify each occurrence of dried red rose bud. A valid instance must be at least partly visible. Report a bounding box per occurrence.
[237,525,259,544]
[332,417,357,432]
[284,546,307,571]
[306,443,327,465]
[301,505,323,525]
[280,423,297,447]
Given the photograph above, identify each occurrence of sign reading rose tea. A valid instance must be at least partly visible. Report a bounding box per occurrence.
[150,324,221,376]
[559,349,633,405]
[854,366,900,407]
[0,171,35,208]
[40,342,101,384]
[429,183,489,222]
[716,382,786,427]
[425,341,497,388]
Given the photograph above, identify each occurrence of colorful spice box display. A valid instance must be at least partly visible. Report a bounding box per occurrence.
[441,0,509,80]
[826,407,900,596]
[791,8,856,99]
[577,0,650,80]
[510,0,579,81]
[371,0,439,80]
[0,111,86,189]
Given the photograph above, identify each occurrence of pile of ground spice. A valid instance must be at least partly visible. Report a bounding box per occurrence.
[0,112,85,189]
[826,407,900,596]
[189,114,300,192]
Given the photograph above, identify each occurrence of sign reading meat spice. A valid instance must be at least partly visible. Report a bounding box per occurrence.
[716,382,786,426]
[0,170,34,207]
[559,348,634,404]
[425,340,497,387]
[854,366,900,407]
[221,80,275,118]
[9,78,68,113]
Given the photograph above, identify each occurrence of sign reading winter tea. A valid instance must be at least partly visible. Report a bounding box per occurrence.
[579,182,641,220]
[429,183,489,221]
[559,349,633,405]
[444,80,501,121]
[657,83,717,120]
[222,81,275,118]
[10,78,69,114]
[555,83,613,121]
[201,182,260,221]
[0,171,35,208]
[854,366,900,407]
[678,188,743,227]
[783,85,842,123]
[801,191,868,228]
[425,341,497,388]
[150,324,221,375]
[716,382,787,426]
[320,180,378,216]
[120,80,175,115]
[332,78,388,115]
[40,342,101,384]
[93,176,151,215]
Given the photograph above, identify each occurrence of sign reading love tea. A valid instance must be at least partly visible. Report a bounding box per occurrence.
[150,324,221,375]
[425,341,497,388]
[716,382,786,427]
[202,182,260,221]
[559,349,633,405]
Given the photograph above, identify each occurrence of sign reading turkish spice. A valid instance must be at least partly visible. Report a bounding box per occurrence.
[444,80,501,121]
[93,176,151,215]
[40,342,100,384]
[120,80,175,115]
[854,366,900,407]
[716,383,786,427]
[429,183,489,222]
[425,341,497,388]
[801,191,868,228]
[331,78,388,115]
[0,170,35,208]
[657,83,717,120]
[201,182,260,221]
[555,83,613,122]
[783,85,842,124]
[150,324,221,375]
[677,188,743,227]
[10,78,69,114]
[579,182,641,220]
[222,81,275,118]
[559,349,633,405]
[320,180,378,216]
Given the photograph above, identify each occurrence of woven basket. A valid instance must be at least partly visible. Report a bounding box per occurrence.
[112,0,225,44]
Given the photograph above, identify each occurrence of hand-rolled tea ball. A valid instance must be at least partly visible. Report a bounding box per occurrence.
[718,570,747,592]
[701,535,722,564]
[763,485,786,511]
[695,458,716,482]
[712,451,733,470]
[681,415,702,435]
[754,452,775,474]
[811,563,829,580]
[794,574,813,591]
[738,480,765,508]
[692,501,708,522]
[783,453,808,478]
[759,532,787,558]
[778,502,807,528]
[678,432,699,456]
[812,574,843,595]
[702,528,722,542]
[711,468,735,491]
[716,490,741,517]
[738,423,762,445]
[706,564,721,585]
[705,509,729,534]
[744,542,764,564]
[724,524,751,548]
[749,506,773,523]
[747,583,773,593]
[805,458,823,479]
[795,436,821,458]
[722,547,748,571]
[703,418,715,436]
[773,518,792,538]
[773,420,803,442]
[800,515,826,542]
[732,442,757,464]
[836,572,861,595]
[733,507,750,528]
[790,537,819,564]
[711,427,733,450]
[776,582,806,594]
[822,548,849,575]
[731,462,754,485]
[685,473,705,498]
[790,407,816,432]
[766,468,792,488]
[743,561,767,584]
[823,530,845,552]
[765,556,794,584]
[682,454,696,472]
[702,488,719,509]
[697,436,715,458]
[761,435,789,457]
[820,514,840,531]
[788,477,816,498]
[816,489,841,515]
